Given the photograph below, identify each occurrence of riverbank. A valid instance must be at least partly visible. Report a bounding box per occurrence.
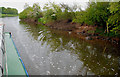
[19,2,120,46]
[46,21,120,46]
[0,14,18,17]
[20,19,120,46]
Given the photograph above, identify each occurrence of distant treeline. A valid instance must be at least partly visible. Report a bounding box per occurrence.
[0,7,18,15]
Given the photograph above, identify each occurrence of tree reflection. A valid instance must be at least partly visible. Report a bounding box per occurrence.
[20,21,119,75]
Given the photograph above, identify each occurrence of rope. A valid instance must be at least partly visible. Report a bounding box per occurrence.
[9,33,29,77]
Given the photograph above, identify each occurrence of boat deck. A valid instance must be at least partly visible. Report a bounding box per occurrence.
[0,22,28,76]
[4,32,27,75]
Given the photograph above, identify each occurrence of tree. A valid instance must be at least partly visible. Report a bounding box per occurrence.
[32,3,43,18]
[73,2,110,26]
[19,6,33,19]
[43,2,61,22]
[85,2,110,26]
[107,2,120,35]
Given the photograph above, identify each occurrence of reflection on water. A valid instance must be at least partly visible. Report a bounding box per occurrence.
[19,21,119,75]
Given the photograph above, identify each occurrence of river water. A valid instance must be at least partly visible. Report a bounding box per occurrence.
[2,17,120,75]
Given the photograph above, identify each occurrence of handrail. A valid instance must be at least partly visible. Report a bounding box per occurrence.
[0,22,4,76]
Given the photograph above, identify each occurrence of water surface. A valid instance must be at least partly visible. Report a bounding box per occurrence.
[3,17,120,75]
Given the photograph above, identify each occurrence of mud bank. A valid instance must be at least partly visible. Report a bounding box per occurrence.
[20,19,120,46]
[45,20,120,46]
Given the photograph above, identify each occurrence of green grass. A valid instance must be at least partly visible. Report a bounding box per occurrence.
[0,14,18,17]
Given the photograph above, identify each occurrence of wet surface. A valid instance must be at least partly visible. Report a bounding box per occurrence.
[3,17,120,75]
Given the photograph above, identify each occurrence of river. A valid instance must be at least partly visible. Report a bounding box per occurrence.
[2,16,120,75]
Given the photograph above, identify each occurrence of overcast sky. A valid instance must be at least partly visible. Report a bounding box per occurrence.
[0,0,89,13]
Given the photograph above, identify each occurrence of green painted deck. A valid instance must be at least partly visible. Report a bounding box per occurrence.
[4,32,26,75]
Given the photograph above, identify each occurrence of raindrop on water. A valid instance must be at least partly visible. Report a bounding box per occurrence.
[97,62,100,65]
[107,55,111,59]
[111,68,115,71]
[40,62,43,64]
[69,71,71,74]
[50,62,54,65]
[88,68,91,70]
[72,68,74,71]
[57,68,60,70]
[103,67,106,69]
[68,31,71,34]
[115,73,118,75]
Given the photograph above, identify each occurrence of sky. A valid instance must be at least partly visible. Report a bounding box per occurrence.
[0,0,89,13]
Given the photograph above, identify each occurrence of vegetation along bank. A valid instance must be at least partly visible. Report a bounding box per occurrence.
[19,2,120,45]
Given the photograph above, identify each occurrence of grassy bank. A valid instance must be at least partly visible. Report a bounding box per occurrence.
[0,14,18,17]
